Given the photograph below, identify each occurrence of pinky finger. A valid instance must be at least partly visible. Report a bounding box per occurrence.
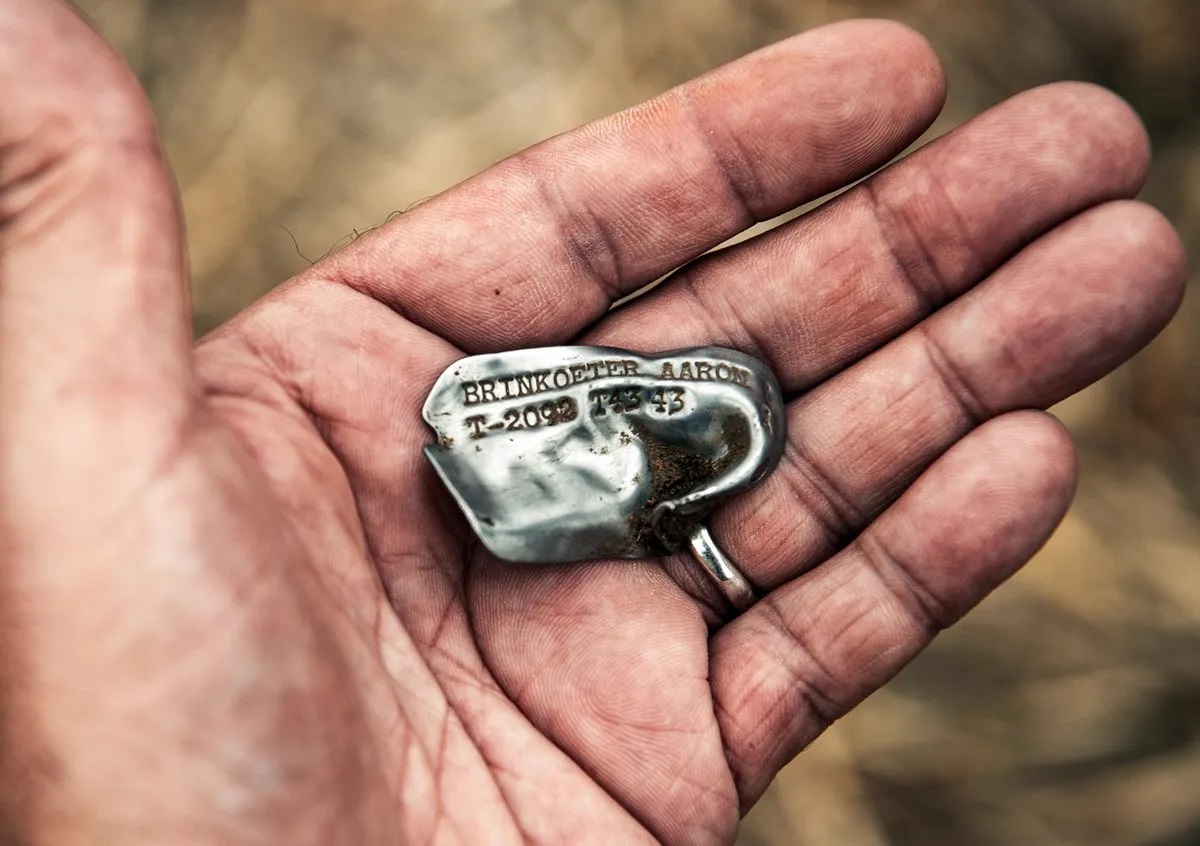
[710,410,1078,808]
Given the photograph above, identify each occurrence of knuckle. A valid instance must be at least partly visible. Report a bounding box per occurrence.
[857,532,952,631]
[756,597,851,725]
[677,86,765,222]
[514,149,625,301]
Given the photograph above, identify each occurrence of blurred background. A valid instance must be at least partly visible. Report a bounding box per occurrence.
[75,1,1198,843]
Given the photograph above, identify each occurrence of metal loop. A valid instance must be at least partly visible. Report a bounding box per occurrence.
[686,524,756,613]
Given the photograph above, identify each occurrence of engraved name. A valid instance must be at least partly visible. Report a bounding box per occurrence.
[659,361,749,387]
[462,359,638,406]
[460,358,753,406]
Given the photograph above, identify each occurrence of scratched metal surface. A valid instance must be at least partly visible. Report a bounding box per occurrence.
[78,2,1200,844]
[423,346,785,561]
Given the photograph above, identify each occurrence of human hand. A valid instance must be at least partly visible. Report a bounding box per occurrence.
[2,3,1184,844]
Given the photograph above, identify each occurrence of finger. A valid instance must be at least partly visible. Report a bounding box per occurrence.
[0,1,192,475]
[714,200,1183,589]
[319,20,945,351]
[587,82,1151,392]
[711,411,1078,808]
[0,2,190,400]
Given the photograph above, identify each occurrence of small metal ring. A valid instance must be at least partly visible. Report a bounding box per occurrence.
[686,524,756,613]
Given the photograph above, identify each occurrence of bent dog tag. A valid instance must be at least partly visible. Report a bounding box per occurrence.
[422,346,785,562]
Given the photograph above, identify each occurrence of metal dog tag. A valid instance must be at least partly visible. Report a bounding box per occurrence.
[422,346,785,562]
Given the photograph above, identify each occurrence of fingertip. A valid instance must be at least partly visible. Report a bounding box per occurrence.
[829,18,947,99]
[783,18,947,120]
[1016,81,1152,196]
[703,18,949,216]
[986,409,1079,517]
[1060,199,1188,342]
[886,411,1081,591]
[1105,199,1188,320]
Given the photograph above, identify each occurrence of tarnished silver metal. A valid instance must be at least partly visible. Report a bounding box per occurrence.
[422,346,785,577]
[687,524,756,611]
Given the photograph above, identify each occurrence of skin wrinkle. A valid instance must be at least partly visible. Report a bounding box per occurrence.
[812,591,904,693]
[660,552,731,624]
[467,560,723,843]
[755,596,850,727]
[723,644,831,795]
[424,637,503,699]
[400,712,452,846]
[202,402,371,569]
[676,85,764,224]
[713,646,833,808]
[916,162,983,295]
[220,283,433,430]
[196,385,366,531]
[365,601,439,835]
[196,331,294,403]
[672,269,742,351]
[702,264,789,380]
[0,121,163,242]
[376,638,507,845]
[479,595,563,708]
[422,593,468,660]
[794,236,874,380]
[197,345,505,846]
[459,554,643,846]
[0,130,90,235]
[654,744,738,844]
[576,689,729,835]
[869,143,990,312]
[962,303,1047,406]
[458,747,545,846]
[372,624,448,840]
[863,177,941,314]
[514,151,627,304]
[564,737,710,842]
[772,436,864,545]
[429,709,454,846]
[918,322,994,424]
[217,322,308,411]
[325,263,417,326]
[368,544,460,623]
[846,537,946,638]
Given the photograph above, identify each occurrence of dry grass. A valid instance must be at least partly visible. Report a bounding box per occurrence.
[78,1,1199,843]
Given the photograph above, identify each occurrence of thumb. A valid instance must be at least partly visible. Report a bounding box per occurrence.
[0,0,192,502]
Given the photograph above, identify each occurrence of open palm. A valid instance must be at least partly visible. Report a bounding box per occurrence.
[4,4,1184,844]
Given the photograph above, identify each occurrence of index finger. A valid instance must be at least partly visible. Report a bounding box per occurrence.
[320,19,945,352]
